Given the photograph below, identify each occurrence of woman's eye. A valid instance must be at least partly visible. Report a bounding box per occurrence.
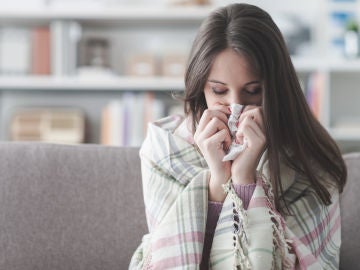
[211,87,227,95]
[245,88,262,95]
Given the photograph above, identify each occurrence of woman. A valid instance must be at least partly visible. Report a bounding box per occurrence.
[130,3,346,269]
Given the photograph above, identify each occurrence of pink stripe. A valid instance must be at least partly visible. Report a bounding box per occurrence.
[291,201,341,268]
[151,253,201,268]
[298,253,318,269]
[315,214,341,257]
[152,231,204,251]
[292,217,340,269]
[291,237,318,268]
[299,200,339,246]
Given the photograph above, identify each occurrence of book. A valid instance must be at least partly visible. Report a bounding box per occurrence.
[11,108,85,144]
[0,28,31,75]
[306,72,325,121]
[101,100,123,145]
[101,92,167,146]
[130,93,145,146]
[51,21,82,76]
[31,27,51,75]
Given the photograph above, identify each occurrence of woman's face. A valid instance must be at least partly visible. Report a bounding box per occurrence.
[204,48,262,109]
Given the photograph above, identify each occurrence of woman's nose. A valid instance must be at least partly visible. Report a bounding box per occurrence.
[228,94,242,105]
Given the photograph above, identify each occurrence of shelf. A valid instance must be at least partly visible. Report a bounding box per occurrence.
[0,6,214,23]
[0,75,185,91]
[2,57,360,91]
[292,56,360,72]
[328,58,360,71]
[292,57,325,72]
[3,56,360,90]
[330,127,360,140]
[328,1,359,12]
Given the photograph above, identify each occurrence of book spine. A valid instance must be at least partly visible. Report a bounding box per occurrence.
[31,27,51,75]
[0,28,31,75]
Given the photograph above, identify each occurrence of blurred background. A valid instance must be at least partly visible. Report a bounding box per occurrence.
[0,0,359,152]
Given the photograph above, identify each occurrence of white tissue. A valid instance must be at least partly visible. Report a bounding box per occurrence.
[222,104,248,161]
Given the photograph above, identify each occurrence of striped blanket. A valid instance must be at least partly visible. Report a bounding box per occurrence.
[129,116,341,269]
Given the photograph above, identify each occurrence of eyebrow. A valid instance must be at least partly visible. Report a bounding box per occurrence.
[208,79,260,86]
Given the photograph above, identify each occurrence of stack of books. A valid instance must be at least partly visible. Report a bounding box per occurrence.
[101,92,182,146]
[10,108,85,144]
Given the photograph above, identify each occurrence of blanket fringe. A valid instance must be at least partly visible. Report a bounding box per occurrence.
[260,172,296,270]
[223,179,251,270]
[223,174,296,270]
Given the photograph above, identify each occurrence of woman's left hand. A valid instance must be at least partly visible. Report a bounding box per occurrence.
[231,106,267,185]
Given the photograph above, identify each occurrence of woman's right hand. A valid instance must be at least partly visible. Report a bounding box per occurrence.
[193,105,232,202]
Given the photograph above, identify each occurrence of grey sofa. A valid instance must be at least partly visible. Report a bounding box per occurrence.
[0,142,358,270]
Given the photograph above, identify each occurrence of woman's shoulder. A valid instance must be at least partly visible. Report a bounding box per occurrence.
[148,114,195,144]
[140,114,195,156]
[140,115,206,178]
[151,114,185,133]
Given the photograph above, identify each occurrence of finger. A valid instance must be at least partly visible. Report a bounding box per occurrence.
[210,103,232,116]
[236,116,265,143]
[236,123,263,148]
[241,116,264,137]
[242,105,259,112]
[239,107,264,132]
[203,128,232,153]
[196,117,230,143]
[197,109,229,133]
[240,106,262,122]
[243,125,266,149]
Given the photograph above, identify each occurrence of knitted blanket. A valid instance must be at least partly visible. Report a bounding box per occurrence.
[129,115,341,269]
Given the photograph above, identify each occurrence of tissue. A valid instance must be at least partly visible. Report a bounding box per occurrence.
[222,104,248,161]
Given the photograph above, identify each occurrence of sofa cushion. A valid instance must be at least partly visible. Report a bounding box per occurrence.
[0,142,147,270]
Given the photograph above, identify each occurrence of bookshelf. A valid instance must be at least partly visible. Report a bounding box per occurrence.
[0,0,360,152]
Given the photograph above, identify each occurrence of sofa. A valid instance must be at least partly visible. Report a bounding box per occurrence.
[0,142,358,270]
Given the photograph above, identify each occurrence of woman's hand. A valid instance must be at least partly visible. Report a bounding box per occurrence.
[193,104,232,202]
[231,106,267,185]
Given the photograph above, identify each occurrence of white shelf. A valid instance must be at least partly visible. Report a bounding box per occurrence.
[292,57,360,72]
[328,58,360,71]
[328,1,359,12]
[0,76,185,91]
[292,57,325,72]
[330,128,360,141]
[3,56,360,90]
[0,6,214,22]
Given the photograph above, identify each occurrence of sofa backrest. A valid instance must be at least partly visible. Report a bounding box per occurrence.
[340,152,360,270]
[0,142,358,269]
[0,142,147,270]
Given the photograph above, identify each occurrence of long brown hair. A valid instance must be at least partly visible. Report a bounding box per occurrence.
[184,3,346,210]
